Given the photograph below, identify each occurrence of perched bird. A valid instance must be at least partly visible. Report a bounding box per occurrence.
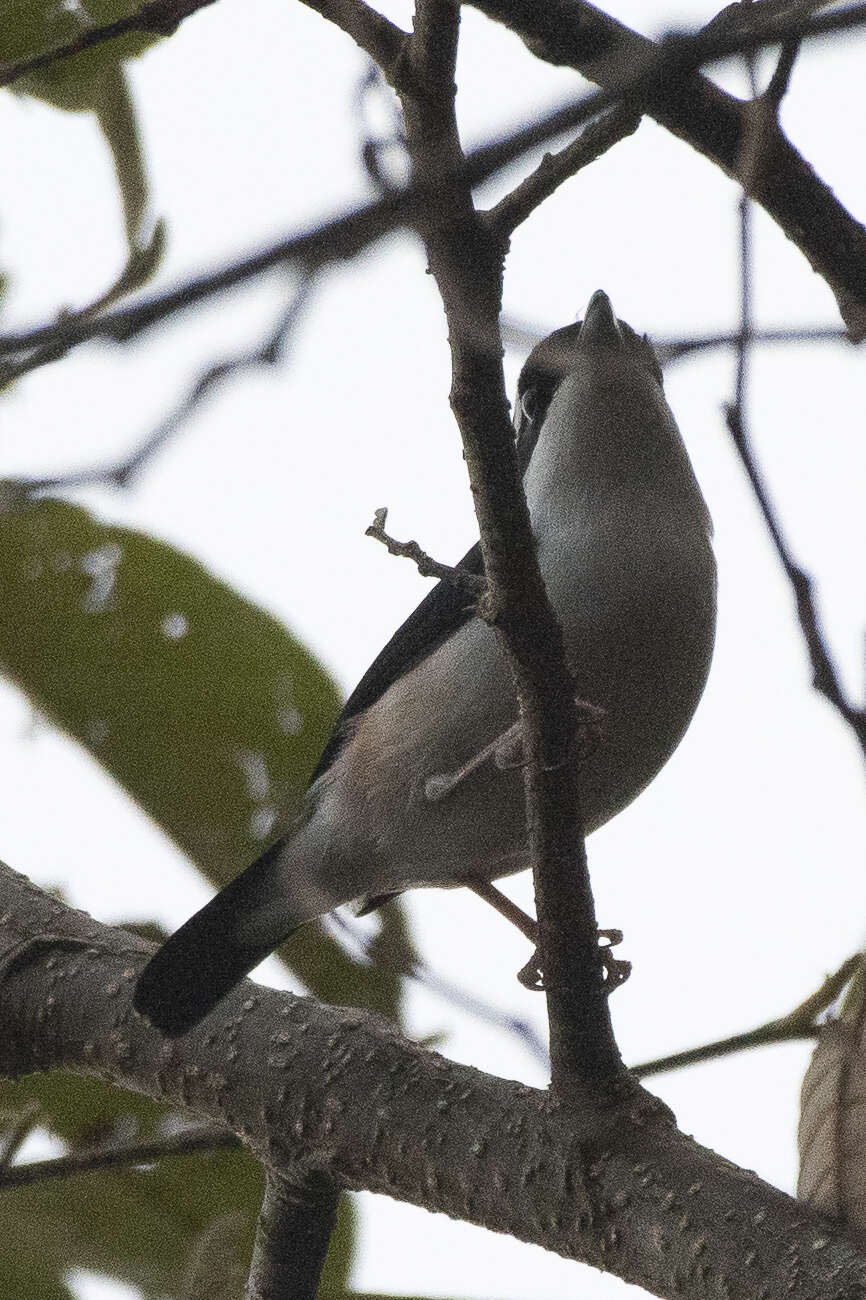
[134,290,716,1036]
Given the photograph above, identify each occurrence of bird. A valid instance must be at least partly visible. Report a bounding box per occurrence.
[134,290,717,1037]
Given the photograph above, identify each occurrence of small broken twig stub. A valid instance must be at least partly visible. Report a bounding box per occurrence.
[365,507,486,597]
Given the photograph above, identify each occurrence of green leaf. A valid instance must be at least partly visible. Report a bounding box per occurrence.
[1,10,167,310]
[0,496,341,873]
[0,1,162,113]
[0,498,418,1293]
[0,496,420,1014]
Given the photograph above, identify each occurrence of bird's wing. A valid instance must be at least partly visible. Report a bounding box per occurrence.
[309,381,549,787]
[309,540,485,784]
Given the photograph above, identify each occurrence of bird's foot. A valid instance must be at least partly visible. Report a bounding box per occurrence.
[424,698,606,803]
[517,927,631,993]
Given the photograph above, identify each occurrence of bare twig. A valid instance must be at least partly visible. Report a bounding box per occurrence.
[468,0,866,336]
[299,0,410,91]
[722,42,866,758]
[724,401,866,756]
[655,325,849,364]
[2,5,866,370]
[16,275,314,495]
[634,955,861,1078]
[0,1124,237,1190]
[502,316,851,362]
[365,507,485,596]
[485,101,641,239]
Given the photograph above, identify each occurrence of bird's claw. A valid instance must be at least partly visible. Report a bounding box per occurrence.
[516,927,630,994]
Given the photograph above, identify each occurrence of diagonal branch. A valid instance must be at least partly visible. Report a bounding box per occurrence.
[468,0,866,336]
[3,861,866,1300]
[485,100,641,239]
[3,3,866,368]
[634,955,861,1078]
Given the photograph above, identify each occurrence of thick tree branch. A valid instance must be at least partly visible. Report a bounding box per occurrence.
[3,2,866,369]
[3,863,866,1300]
[468,0,866,337]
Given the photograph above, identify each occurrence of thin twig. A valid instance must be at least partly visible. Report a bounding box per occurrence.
[0,1102,40,1170]
[655,325,848,364]
[501,319,851,363]
[634,955,861,1078]
[485,101,641,239]
[725,404,866,755]
[722,42,866,757]
[17,276,314,494]
[365,507,485,596]
[2,5,865,368]
[0,1125,238,1190]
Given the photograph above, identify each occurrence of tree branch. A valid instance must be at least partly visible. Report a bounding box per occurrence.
[12,275,314,493]
[245,1170,339,1300]
[467,0,866,337]
[0,1125,237,1190]
[296,0,409,89]
[484,100,641,239]
[634,955,861,1078]
[397,0,623,1100]
[3,4,866,368]
[3,862,866,1300]
[365,507,486,595]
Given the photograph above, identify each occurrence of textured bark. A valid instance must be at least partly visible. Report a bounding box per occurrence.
[1,863,865,1300]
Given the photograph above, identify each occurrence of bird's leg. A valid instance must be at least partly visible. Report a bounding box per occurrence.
[424,720,523,802]
[468,879,630,993]
[467,879,538,941]
[424,698,606,803]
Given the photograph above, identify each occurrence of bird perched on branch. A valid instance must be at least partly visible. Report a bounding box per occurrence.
[134,290,716,1036]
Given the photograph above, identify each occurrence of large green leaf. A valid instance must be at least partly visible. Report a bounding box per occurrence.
[0,496,341,872]
[0,497,404,1294]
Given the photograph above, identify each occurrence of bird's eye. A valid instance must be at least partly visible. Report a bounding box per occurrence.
[520,386,538,422]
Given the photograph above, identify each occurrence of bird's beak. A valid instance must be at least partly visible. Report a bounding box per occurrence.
[579,290,623,348]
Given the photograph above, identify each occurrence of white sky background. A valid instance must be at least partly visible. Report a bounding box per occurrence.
[2,1,866,1297]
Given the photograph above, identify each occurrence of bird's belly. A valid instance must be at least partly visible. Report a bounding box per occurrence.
[316,533,715,897]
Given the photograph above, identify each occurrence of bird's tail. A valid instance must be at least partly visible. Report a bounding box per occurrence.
[133,839,306,1037]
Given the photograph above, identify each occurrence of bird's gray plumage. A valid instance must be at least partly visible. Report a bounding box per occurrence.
[134,291,716,1036]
